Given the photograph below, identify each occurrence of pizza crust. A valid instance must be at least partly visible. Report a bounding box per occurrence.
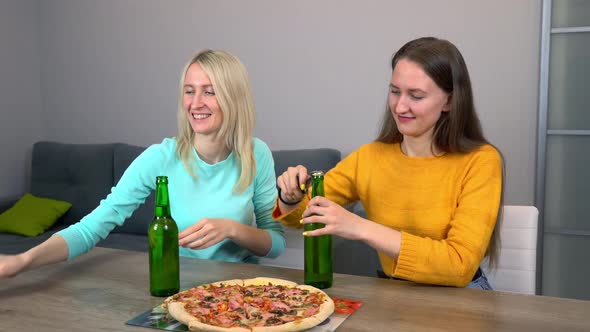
[166,302,199,328]
[209,278,245,287]
[165,278,334,332]
[250,315,323,332]
[295,285,335,326]
[242,277,297,287]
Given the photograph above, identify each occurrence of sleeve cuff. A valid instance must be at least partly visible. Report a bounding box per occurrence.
[55,225,93,260]
[392,231,421,280]
[264,229,287,258]
[271,197,308,229]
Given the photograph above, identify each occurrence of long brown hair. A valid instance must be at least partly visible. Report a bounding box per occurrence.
[376,37,504,269]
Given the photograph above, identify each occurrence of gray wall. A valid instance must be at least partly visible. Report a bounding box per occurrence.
[0,0,44,200]
[3,0,541,205]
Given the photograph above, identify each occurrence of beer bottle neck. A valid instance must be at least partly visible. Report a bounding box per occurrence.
[154,183,171,218]
[311,179,325,197]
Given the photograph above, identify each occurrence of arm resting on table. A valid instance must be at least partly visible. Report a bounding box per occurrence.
[0,235,69,278]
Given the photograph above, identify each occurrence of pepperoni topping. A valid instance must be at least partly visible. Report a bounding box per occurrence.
[168,282,328,328]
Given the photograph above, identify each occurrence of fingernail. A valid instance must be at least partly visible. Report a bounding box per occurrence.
[302,231,308,236]
[300,183,306,192]
[299,219,303,224]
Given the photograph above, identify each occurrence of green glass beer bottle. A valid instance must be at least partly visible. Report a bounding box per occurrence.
[148,176,180,297]
[304,170,333,289]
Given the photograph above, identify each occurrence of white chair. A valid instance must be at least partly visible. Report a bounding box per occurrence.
[482,205,539,295]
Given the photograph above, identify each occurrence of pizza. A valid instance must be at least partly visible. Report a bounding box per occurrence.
[162,277,335,332]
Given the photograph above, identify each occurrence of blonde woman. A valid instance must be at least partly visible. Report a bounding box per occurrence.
[0,50,285,278]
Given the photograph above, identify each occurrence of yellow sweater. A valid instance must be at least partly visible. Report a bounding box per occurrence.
[274,142,502,287]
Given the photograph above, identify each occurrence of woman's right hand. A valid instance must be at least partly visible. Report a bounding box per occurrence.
[276,165,310,206]
[0,254,30,279]
[0,235,68,279]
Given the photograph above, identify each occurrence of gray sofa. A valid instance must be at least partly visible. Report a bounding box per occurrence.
[0,141,380,277]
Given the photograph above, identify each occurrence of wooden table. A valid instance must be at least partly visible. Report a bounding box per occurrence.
[1,247,589,331]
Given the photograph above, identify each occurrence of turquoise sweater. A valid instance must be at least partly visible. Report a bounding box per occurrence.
[56,137,285,263]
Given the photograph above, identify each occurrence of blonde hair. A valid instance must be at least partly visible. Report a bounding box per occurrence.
[175,50,256,193]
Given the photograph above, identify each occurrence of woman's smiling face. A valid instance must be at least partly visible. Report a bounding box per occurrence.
[388,58,450,141]
[182,63,223,137]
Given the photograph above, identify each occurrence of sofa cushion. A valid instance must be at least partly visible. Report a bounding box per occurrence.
[0,193,72,236]
[272,148,341,177]
[31,142,115,227]
[111,143,154,235]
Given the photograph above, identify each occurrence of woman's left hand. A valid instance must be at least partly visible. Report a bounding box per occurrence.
[302,196,367,240]
[178,218,237,249]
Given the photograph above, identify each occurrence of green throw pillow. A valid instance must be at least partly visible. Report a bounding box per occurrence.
[0,193,72,237]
